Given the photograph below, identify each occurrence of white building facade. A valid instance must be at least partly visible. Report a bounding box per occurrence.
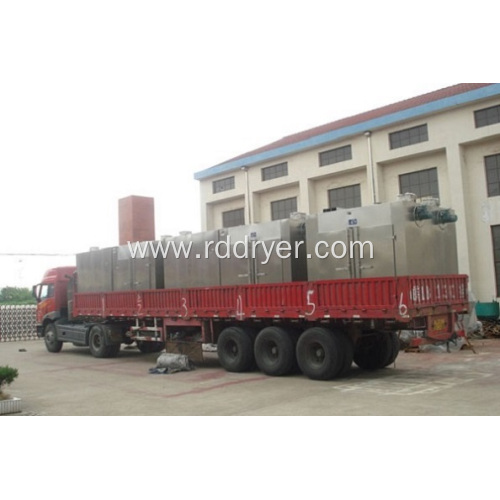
[195,84,500,301]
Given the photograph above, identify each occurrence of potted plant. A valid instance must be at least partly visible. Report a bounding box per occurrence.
[0,366,21,415]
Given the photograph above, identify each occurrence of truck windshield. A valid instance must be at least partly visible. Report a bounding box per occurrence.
[40,284,55,300]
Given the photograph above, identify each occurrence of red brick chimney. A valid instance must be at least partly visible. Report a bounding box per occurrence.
[119,195,155,245]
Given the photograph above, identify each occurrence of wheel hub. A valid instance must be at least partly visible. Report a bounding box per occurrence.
[228,341,238,357]
[268,342,279,359]
[309,343,325,365]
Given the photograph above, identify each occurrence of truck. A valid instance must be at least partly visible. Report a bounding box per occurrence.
[33,196,470,380]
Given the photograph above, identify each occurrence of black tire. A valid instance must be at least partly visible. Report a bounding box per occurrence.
[384,332,400,367]
[337,331,354,377]
[217,326,255,373]
[296,327,344,380]
[107,342,121,358]
[353,331,394,370]
[287,328,303,374]
[44,323,63,353]
[136,341,164,354]
[89,325,111,358]
[254,326,297,376]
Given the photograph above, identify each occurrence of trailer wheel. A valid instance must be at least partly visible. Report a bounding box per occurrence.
[353,331,394,370]
[217,327,255,372]
[44,323,63,353]
[337,331,354,377]
[384,332,400,367]
[89,325,112,358]
[136,341,164,354]
[296,327,344,380]
[254,326,297,376]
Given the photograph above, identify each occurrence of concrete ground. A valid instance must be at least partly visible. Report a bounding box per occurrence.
[1,338,500,415]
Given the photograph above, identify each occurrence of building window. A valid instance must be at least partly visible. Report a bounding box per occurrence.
[319,145,352,167]
[389,124,428,149]
[475,105,500,128]
[262,162,288,181]
[328,184,361,209]
[222,208,245,228]
[486,154,500,197]
[399,167,439,199]
[213,176,235,194]
[492,226,500,297]
[271,197,297,221]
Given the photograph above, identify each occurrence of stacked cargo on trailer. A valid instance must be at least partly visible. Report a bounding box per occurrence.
[307,196,458,280]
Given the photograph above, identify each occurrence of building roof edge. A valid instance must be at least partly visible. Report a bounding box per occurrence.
[194,83,500,181]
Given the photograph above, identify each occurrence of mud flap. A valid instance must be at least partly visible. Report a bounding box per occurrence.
[427,313,455,342]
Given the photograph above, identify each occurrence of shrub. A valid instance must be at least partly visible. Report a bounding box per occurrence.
[0,366,19,399]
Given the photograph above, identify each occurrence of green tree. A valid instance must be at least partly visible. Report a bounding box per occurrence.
[0,287,36,305]
[0,366,19,399]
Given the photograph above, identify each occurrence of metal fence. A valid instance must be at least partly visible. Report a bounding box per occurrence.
[0,305,38,342]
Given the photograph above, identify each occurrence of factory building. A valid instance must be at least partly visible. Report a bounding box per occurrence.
[194,83,500,301]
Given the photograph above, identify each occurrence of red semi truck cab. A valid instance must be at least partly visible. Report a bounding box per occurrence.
[33,266,76,335]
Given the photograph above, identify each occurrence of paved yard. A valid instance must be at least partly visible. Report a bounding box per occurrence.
[1,338,499,415]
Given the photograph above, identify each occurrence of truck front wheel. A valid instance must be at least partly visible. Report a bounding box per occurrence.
[44,323,63,353]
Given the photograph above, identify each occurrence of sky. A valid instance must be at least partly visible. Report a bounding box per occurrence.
[0,1,495,288]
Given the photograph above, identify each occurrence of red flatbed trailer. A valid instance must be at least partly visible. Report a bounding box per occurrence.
[67,274,469,379]
[74,275,468,328]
